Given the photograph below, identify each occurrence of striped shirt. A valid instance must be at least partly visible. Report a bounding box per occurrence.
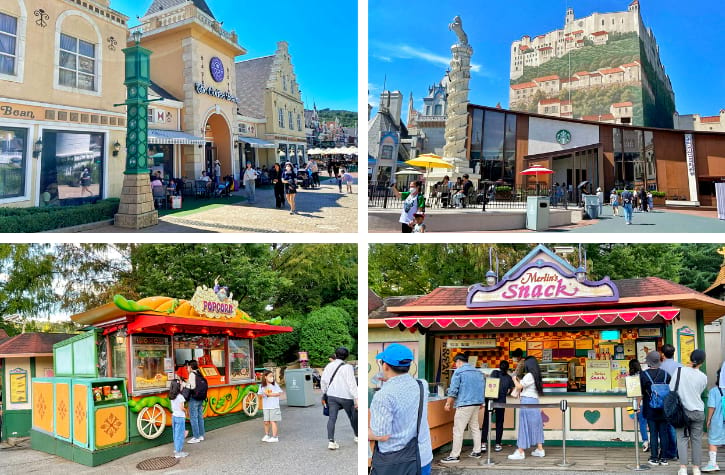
[370,374,433,467]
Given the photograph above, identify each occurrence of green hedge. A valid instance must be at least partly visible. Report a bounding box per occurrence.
[0,198,119,232]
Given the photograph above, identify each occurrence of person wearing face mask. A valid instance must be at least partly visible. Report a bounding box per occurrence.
[391,181,426,233]
[281,162,298,214]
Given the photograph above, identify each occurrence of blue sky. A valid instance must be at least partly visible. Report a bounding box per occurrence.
[111,0,357,111]
[369,0,725,120]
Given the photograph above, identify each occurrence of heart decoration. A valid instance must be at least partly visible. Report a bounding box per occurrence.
[584,410,601,425]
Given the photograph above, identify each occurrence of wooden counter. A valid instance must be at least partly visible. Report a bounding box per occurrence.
[427,398,454,449]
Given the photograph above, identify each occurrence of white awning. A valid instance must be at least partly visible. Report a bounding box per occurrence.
[148,129,205,145]
[237,136,276,149]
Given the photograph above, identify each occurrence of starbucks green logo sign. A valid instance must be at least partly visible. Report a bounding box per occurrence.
[556,129,572,145]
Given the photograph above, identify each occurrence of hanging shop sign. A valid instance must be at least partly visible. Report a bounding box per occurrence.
[194,82,240,104]
[445,338,497,349]
[209,57,225,83]
[467,261,619,308]
[189,282,239,319]
[684,134,696,177]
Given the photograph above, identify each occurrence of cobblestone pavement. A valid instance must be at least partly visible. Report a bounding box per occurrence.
[86,175,358,233]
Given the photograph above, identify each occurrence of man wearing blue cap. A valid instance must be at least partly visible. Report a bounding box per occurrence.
[369,343,433,475]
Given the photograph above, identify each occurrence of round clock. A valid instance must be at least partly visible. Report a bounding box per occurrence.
[556,129,572,145]
[210,57,224,82]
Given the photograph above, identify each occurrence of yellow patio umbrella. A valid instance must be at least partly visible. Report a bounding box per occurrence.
[405,154,455,192]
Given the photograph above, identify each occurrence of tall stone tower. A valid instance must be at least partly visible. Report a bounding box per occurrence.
[442,16,473,162]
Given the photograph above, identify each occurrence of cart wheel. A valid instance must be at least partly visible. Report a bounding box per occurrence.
[242,391,259,416]
[137,404,166,439]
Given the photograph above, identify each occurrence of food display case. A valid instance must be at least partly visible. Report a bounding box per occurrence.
[540,361,569,393]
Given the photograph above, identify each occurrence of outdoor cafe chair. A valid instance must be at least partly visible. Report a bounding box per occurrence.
[195,180,210,198]
[152,185,167,209]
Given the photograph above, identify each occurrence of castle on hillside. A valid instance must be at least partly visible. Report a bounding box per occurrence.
[509,0,675,128]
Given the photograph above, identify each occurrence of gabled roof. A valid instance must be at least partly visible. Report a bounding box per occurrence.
[539,98,561,105]
[234,55,275,119]
[0,333,75,357]
[533,75,560,82]
[368,289,384,314]
[600,67,624,75]
[591,31,608,37]
[612,101,633,108]
[145,0,215,19]
[511,82,537,90]
[149,80,181,102]
[621,61,640,67]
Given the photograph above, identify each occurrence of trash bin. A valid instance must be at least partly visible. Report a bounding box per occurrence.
[582,194,599,219]
[285,368,316,407]
[526,196,549,231]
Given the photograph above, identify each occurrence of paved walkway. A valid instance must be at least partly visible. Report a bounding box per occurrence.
[85,175,358,233]
[0,391,357,474]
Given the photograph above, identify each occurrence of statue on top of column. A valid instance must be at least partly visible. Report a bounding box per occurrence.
[448,16,468,46]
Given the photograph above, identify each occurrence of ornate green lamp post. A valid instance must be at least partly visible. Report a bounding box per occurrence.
[114,29,158,229]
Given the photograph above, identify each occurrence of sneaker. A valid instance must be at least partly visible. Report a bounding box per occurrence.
[328,441,339,450]
[678,468,688,475]
[268,437,279,443]
[481,443,487,452]
[198,436,204,441]
[648,459,660,466]
[469,451,482,459]
[701,463,719,473]
[508,451,525,460]
[187,438,201,444]
[642,441,649,452]
[290,211,294,215]
[693,467,702,475]
[494,444,503,452]
[262,435,270,442]
[174,451,189,458]
[659,459,669,466]
[532,449,546,457]
[440,456,460,464]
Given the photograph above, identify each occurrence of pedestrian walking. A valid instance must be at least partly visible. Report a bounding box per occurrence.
[186,360,207,444]
[369,343,433,475]
[258,370,283,443]
[281,162,298,214]
[611,189,620,216]
[243,162,258,204]
[661,343,683,459]
[440,353,484,463]
[640,188,649,212]
[629,359,650,452]
[481,360,514,453]
[269,163,285,209]
[214,160,222,186]
[702,361,725,472]
[169,379,189,458]
[596,187,604,216]
[671,349,708,475]
[640,351,672,466]
[508,356,545,460]
[342,169,353,193]
[321,347,358,450]
[80,167,92,196]
[391,181,425,233]
[309,158,320,188]
[622,185,635,224]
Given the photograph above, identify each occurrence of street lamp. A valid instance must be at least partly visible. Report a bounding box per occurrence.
[112,140,121,157]
[32,138,43,158]
[131,29,142,45]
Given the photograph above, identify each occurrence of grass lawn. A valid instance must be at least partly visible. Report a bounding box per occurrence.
[158,195,246,217]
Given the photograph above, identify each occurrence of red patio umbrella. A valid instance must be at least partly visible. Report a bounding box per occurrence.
[520,164,554,195]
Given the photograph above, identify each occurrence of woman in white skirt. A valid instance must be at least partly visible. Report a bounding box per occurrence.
[508,356,545,460]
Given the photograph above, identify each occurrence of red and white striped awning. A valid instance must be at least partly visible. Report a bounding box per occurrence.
[384,307,680,330]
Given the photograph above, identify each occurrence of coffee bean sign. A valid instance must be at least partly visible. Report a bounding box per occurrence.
[0,105,35,119]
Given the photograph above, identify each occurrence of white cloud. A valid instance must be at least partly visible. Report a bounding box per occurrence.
[368,83,380,107]
[373,55,392,63]
[371,41,489,76]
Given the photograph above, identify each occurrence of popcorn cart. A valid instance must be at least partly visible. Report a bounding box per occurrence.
[30,285,292,466]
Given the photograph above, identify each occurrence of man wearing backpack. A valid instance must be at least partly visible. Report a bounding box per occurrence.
[621,185,635,225]
[670,349,708,475]
[186,360,208,444]
[640,351,672,466]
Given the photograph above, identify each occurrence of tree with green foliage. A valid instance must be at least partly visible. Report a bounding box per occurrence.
[317,109,357,128]
[299,306,354,367]
[678,244,722,292]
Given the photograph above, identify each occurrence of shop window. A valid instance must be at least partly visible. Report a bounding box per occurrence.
[278,108,284,127]
[59,33,96,91]
[229,339,253,382]
[111,332,127,379]
[173,334,227,385]
[469,108,483,170]
[0,12,17,75]
[0,127,27,200]
[481,110,506,182]
[39,130,104,206]
[131,335,170,393]
[148,108,155,123]
[288,111,293,130]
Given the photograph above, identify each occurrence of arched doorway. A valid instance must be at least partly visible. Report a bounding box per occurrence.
[203,113,232,182]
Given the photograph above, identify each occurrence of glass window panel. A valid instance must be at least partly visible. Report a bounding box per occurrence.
[469,108,483,168]
[0,55,13,75]
[111,333,128,379]
[59,51,76,69]
[0,33,15,55]
[78,73,94,90]
[228,339,253,381]
[503,114,517,181]
[644,130,656,187]
[481,110,506,181]
[131,336,170,392]
[0,127,27,198]
[79,40,94,58]
[78,57,94,74]
[59,68,75,87]
[0,13,18,35]
[173,334,226,384]
[60,34,77,52]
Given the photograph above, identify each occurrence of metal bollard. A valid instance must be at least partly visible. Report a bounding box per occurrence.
[626,398,650,471]
[556,399,575,467]
[480,399,496,466]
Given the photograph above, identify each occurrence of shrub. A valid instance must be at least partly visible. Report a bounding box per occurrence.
[496,186,512,193]
[299,306,354,367]
[0,198,119,232]
[650,191,666,198]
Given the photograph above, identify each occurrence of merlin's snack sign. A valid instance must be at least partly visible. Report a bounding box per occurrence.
[189,285,239,319]
[467,261,618,309]
[586,360,612,393]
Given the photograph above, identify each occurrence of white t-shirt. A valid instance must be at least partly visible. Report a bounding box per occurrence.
[670,366,708,412]
[399,192,419,225]
[171,393,186,418]
[243,168,258,182]
[520,372,539,399]
[257,383,282,409]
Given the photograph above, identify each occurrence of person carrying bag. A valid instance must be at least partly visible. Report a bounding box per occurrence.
[322,361,343,417]
[371,380,424,475]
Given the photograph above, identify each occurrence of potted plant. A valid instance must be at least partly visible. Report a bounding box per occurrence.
[650,190,666,206]
[495,185,512,199]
